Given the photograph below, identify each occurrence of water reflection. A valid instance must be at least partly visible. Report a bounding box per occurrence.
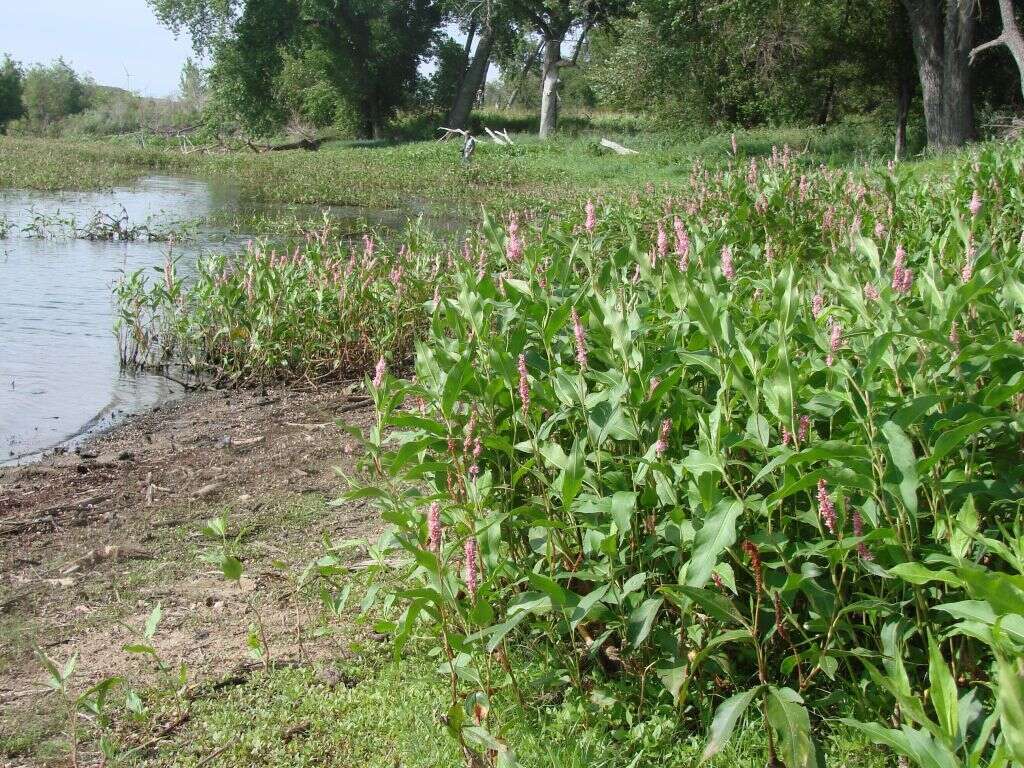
[1,177,234,462]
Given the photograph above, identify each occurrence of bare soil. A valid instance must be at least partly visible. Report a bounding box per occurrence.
[0,385,383,765]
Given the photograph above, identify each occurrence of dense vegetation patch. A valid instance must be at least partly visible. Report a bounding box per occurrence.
[340,142,1024,767]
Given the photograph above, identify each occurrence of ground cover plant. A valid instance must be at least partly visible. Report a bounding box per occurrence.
[115,219,451,384]
[0,119,903,209]
[345,140,1024,767]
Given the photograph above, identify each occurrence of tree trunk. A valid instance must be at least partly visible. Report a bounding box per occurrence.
[478,59,491,106]
[817,0,854,126]
[904,0,948,147]
[892,0,916,159]
[902,0,975,149]
[942,0,975,145]
[539,38,562,139]
[505,40,543,110]
[453,16,478,100]
[970,0,1024,101]
[447,24,495,130]
[895,73,913,159]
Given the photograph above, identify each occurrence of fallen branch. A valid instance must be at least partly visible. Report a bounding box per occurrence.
[246,137,322,153]
[126,712,192,755]
[62,545,154,575]
[600,138,639,156]
[335,397,373,415]
[196,735,238,767]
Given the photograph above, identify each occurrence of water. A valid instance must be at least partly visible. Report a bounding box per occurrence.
[0,176,237,463]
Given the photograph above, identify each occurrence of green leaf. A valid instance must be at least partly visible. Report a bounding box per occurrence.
[655,660,688,702]
[686,499,742,588]
[661,585,746,626]
[627,597,662,648]
[702,686,761,759]
[838,719,914,761]
[122,643,155,656]
[569,585,609,631]
[996,653,1024,763]
[927,634,959,741]
[766,686,817,768]
[882,421,919,514]
[221,555,243,582]
[558,437,586,511]
[919,417,1004,472]
[143,604,162,641]
[889,562,963,587]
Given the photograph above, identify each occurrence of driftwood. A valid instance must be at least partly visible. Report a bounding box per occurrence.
[246,137,322,153]
[600,138,639,156]
[439,126,515,147]
[484,127,515,146]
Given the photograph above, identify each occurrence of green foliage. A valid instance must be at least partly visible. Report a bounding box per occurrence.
[0,55,23,129]
[150,0,443,137]
[352,140,1024,766]
[19,59,90,128]
[115,219,451,384]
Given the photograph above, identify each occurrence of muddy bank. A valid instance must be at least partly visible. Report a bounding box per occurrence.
[0,384,383,764]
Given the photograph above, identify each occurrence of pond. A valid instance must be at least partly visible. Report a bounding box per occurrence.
[0,175,441,464]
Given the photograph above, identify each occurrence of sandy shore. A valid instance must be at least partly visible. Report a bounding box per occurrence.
[0,384,383,764]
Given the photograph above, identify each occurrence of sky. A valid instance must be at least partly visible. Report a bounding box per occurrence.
[1,0,196,97]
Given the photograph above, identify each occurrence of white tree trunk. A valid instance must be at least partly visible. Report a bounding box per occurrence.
[539,38,562,139]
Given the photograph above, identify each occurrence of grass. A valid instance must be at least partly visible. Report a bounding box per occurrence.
[1,116,917,213]
[107,644,890,768]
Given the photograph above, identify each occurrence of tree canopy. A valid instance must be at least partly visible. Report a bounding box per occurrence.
[150,0,443,137]
[143,0,1021,147]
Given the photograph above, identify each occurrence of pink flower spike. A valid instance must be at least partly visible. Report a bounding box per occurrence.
[372,356,387,388]
[654,418,671,457]
[891,244,907,292]
[585,200,597,234]
[863,282,880,301]
[571,308,588,369]
[781,426,792,448]
[517,354,530,412]
[506,213,524,263]
[852,508,873,560]
[464,537,479,599]
[427,502,442,553]
[721,245,735,282]
[817,479,837,535]
[961,255,974,284]
[798,415,810,444]
[969,190,982,217]
[1014,329,1024,345]
[900,268,914,294]
[657,222,669,261]
[828,320,843,366]
[811,293,825,319]
[674,217,690,270]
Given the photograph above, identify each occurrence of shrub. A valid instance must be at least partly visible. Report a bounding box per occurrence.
[354,142,1024,766]
[116,218,454,384]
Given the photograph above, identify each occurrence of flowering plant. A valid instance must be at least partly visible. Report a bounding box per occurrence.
[353,144,1024,767]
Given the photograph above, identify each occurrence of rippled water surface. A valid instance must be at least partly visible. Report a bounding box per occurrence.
[0,176,236,462]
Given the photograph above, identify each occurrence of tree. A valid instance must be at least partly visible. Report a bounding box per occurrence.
[149,0,444,138]
[0,55,24,129]
[445,4,500,130]
[21,59,89,128]
[178,57,208,109]
[970,0,1024,100]
[508,0,631,137]
[901,0,976,148]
